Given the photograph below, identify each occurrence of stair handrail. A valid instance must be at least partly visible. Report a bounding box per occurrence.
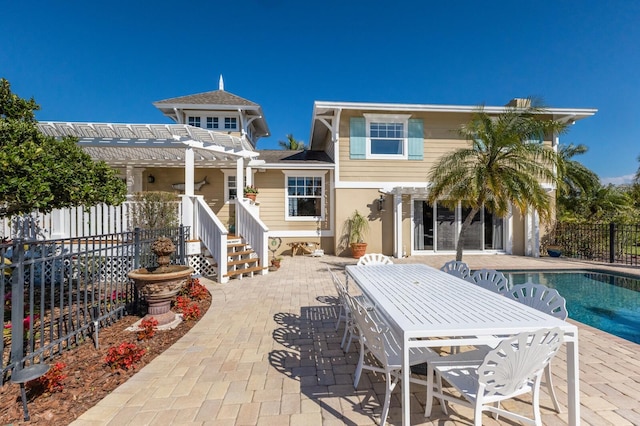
[188,196,228,283]
[235,199,269,273]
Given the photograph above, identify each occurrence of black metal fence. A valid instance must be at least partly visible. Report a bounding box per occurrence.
[552,222,640,266]
[1,226,189,385]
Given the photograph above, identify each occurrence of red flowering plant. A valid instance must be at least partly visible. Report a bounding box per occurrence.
[137,317,158,341]
[174,296,201,321]
[27,362,67,394]
[182,277,208,301]
[105,342,146,371]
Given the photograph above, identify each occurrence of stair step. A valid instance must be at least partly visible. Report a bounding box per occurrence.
[224,265,265,278]
[228,249,253,257]
[228,242,248,249]
[227,258,259,267]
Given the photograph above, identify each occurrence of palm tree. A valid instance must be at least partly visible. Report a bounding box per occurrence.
[556,143,601,220]
[427,101,569,261]
[278,134,305,150]
[557,143,600,197]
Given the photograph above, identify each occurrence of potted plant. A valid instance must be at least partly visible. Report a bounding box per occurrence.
[347,210,369,259]
[271,256,283,269]
[546,245,562,258]
[243,185,259,201]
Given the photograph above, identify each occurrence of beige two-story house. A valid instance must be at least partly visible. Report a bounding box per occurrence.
[36,83,596,281]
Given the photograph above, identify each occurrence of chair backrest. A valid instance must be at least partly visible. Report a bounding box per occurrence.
[357,253,393,266]
[506,282,568,320]
[327,265,349,305]
[440,260,471,280]
[345,291,390,365]
[479,327,564,397]
[470,269,511,294]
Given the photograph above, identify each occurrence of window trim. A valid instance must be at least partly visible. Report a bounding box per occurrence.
[283,171,326,222]
[188,116,201,127]
[363,113,411,160]
[222,170,255,203]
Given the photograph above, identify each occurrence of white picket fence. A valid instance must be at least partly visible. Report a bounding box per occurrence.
[1,199,182,241]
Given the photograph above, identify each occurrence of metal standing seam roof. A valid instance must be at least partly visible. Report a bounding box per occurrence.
[37,122,258,166]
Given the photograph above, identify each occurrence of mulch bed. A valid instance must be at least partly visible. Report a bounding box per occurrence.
[0,294,211,425]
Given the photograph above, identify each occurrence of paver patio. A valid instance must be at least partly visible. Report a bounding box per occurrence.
[71,255,640,425]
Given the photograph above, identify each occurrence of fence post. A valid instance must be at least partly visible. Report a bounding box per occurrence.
[133,227,141,270]
[10,239,25,369]
[178,224,186,265]
[609,222,615,264]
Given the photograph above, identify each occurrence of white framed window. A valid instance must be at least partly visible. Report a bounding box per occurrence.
[206,117,219,129]
[284,171,325,221]
[364,113,410,159]
[224,117,237,130]
[222,170,240,202]
[188,116,201,127]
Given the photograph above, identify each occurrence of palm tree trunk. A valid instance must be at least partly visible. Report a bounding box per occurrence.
[455,206,480,261]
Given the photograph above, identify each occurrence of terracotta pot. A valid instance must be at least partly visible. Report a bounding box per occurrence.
[350,242,367,259]
[244,193,257,201]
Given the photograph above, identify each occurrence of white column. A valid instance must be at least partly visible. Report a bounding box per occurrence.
[185,147,195,196]
[394,192,403,258]
[182,147,195,230]
[125,166,135,195]
[236,158,244,193]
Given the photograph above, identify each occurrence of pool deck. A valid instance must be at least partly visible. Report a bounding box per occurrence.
[71,255,640,425]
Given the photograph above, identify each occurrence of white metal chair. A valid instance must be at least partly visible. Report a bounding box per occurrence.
[346,292,439,426]
[505,282,568,413]
[326,265,359,352]
[357,253,393,266]
[440,260,471,280]
[425,328,564,426]
[469,269,511,294]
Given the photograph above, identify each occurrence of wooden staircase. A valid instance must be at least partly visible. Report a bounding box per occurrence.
[225,236,265,279]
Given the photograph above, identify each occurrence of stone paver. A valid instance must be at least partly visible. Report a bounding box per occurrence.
[71,255,640,425]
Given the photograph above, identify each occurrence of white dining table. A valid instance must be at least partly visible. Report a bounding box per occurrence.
[345,263,580,426]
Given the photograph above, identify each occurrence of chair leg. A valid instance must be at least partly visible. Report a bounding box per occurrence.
[425,364,434,417]
[532,377,543,426]
[436,371,448,415]
[380,371,392,426]
[545,364,562,413]
[473,400,483,426]
[335,306,344,331]
[340,322,350,348]
[354,346,365,388]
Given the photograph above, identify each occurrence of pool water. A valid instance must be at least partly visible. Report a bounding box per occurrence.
[501,270,640,344]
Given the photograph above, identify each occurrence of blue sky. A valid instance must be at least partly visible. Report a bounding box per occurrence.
[3,1,639,183]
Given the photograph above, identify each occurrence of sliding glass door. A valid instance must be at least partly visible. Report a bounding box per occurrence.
[413,200,504,252]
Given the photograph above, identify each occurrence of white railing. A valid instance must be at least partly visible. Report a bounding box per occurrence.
[184,196,229,283]
[1,199,183,240]
[236,199,269,273]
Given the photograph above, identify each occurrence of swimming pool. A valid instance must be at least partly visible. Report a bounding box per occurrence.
[501,270,640,344]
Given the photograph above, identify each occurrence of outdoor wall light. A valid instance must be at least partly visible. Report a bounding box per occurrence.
[147,174,155,183]
[377,194,385,211]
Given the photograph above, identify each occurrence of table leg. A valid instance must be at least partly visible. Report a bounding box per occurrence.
[567,337,580,425]
[402,339,410,426]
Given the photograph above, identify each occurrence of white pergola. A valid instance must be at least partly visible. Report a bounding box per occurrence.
[37,121,260,194]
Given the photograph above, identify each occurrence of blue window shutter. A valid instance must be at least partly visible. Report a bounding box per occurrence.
[350,117,366,159]
[408,118,424,160]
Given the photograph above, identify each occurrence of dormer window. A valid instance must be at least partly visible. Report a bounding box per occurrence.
[225,117,237,130]
[188,116,201,127]
[206,117,219,129]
